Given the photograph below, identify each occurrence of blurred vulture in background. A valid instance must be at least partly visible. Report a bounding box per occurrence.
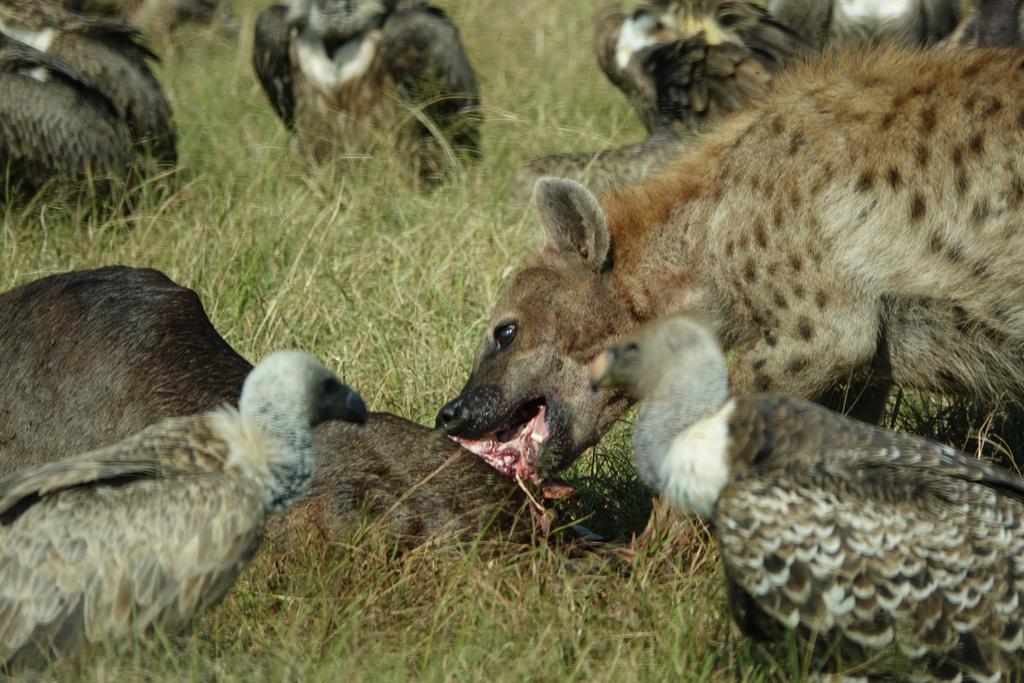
[0,33,131,198]
[0,0,176,166]
[515,0,810,197]
[766,0,961,48]
[594,0,812,135]
[944,0,1023,48]
[253,0,480,181]
[60,0,235,36]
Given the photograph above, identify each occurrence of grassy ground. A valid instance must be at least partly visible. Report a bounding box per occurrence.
[0,1,1015,680]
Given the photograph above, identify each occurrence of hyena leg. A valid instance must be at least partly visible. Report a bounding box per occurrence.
[815,373,893,424]
[729,301,884,414]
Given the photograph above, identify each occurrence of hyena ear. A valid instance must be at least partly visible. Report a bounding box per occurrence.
[534,177,610,271]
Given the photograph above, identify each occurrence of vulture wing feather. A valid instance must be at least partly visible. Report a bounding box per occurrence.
[718,396,1024,679]
[0,414,265,668]
[0,416,230,520]
[253,3,294,129]
[0,35,130,193]
[379,4,481,155]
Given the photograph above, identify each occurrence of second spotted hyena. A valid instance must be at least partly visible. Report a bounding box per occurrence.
[438,46,1024,481]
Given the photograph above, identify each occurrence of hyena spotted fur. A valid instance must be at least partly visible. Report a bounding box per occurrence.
[680,47,1024,414]
[439,46,1024,474]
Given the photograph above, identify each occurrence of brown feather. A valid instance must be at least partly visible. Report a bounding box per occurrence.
[0,0,176,164]
[0,410,277,670]
[0,33,132,198]
[594,0,813,134]
[717,395,1024,680]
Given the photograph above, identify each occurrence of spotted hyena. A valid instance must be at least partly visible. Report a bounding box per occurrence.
[437,46,1024,485]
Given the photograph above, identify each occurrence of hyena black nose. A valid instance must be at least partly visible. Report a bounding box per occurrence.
[435,396,468,433]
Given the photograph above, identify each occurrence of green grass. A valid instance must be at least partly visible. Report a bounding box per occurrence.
[0,1,1014,680]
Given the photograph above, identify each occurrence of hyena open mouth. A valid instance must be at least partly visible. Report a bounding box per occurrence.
[448,399,575,517]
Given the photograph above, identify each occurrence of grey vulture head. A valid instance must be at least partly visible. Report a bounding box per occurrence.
[594,0,813,135]
[766,0,961,49]
[0,32,133,199]
[0,0,177,166]
[253,0,480,180]
[0,350,365,671]
[591,315,1024,681]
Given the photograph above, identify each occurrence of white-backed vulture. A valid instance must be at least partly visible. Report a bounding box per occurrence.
[0,349,367,671]
[515,0,810,198]
[0,32,132,198]
[253,0,480,180]
[0,0,176,165]
[594,0,812,135]
[61,0,229,35]
[767,0,961,49]
[944,0,1023,48]
[590,316,1024,682]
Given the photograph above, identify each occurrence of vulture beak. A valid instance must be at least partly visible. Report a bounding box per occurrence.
[589,346,619,393]
[341,386,369,425]
[323,383,369,425]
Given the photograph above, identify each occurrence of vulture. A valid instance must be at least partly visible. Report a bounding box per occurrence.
[590,316,1024,682]
[515,0,810,198]
[0,0,176,165]
[60,0,229,35]
[0,32,132,198]
[253,0,480,180]
[0,350,367,671]
[944,0,1023,48]
[593,0,813,135]
[766,0,961,49]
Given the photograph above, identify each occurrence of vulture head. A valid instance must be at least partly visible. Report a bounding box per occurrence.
[590,315,726,401]
[289,0,393,42]
[240,349,368,433]
[590,315,729,493]
[239,350,367,511]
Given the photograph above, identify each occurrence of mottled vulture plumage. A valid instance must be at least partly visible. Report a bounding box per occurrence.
[0,351,367,671]
[0,0,176,165]
[0,32,131,196]
[253,0,480,179]
[254,3,294,128]
[60,0,228,34]
[944,0,1023,49]
[766,0,961,49]
[594,0,813,134]
[515,0,810,198]
[590,316,1024,682]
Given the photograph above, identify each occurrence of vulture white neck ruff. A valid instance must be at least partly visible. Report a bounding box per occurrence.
[615,13,659,71]
[0,22,57,53]
[835,0,914,22]
[206,405,315,514]
[659,399,734,519]
[296,28,380,91]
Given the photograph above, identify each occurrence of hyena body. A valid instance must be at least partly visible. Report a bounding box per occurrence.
[439,47,1024,475]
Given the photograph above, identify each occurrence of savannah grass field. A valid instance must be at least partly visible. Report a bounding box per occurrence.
[0,1,1016,680]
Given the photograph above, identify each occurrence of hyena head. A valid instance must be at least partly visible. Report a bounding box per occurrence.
[289,0,394,39]
[436,179,636,487]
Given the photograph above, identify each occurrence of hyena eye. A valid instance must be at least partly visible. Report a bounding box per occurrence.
[494,322,518,349]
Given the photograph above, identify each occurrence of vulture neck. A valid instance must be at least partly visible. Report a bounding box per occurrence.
[633,348,732,517]
[238,392,317,515]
